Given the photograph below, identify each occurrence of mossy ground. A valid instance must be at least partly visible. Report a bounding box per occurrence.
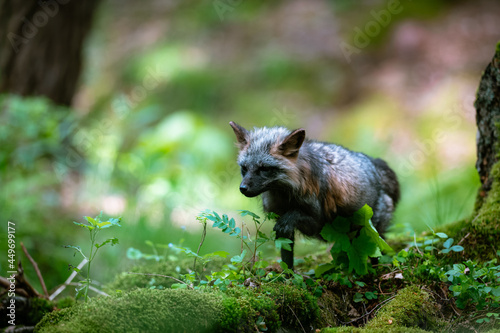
[35,282,321,333]
[35,289,225,333]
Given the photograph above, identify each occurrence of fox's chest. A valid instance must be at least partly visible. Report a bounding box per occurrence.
[261,190,323,219]
[261,191,289,215]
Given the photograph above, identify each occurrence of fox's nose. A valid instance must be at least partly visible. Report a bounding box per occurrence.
[239,185,249,195]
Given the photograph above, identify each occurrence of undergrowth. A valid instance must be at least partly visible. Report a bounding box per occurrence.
[34,206,500,332]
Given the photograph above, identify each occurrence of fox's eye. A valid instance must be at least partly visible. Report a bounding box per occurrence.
[241,166,248,176]
[258,166,273,176]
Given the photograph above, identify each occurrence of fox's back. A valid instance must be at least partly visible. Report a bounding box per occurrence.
[264,139,384,220]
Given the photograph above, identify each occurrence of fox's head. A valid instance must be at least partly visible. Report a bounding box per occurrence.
[229,121,305,197]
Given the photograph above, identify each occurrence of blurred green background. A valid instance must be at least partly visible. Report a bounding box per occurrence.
[1,0,498,294]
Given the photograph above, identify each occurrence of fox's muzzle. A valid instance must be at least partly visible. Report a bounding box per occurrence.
[239,181,261,197]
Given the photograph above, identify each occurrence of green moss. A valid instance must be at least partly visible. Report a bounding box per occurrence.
[35,305,78,331]
[105,260,183,292]
[367,285,444,331]
[35,289,225,333]
[317,289,349,327]
[221,289,280,332]
[220,283,319,332]
[321,286,443,333]
[474,162,500,232]
[56,296,75,309]
[27,297,55,325]
[261,283,320,329]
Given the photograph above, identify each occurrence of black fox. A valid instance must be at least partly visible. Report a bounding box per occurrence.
[230,121,400,269]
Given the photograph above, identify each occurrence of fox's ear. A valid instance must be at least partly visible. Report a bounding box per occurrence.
[229,121,249,149]
[278,128,305,157]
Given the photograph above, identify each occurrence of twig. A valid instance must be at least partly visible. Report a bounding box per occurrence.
[457,232,470,245]
[194,220,207,274]
[67,282,109,297]
[14,262,41,298]
[340,295,396,325]
[413,232,423,256]
[21,242,49,298]
[126,272,193,290]
[49,258,88,301]
[287,304,306,333]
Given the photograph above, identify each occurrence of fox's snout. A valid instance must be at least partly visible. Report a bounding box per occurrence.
[239,179,260,197]
[239,183,249,195]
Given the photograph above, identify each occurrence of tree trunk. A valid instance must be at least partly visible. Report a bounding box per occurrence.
[0,0,100,106]
[474,43,500,207]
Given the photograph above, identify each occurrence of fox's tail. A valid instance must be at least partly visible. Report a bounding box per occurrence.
[372,158,400,206]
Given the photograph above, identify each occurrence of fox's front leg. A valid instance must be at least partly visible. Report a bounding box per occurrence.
[273,214,295,270]
[274,210,321,270]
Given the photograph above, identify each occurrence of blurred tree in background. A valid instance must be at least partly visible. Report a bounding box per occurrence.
[0,0,100,105]
[1,0,499,291]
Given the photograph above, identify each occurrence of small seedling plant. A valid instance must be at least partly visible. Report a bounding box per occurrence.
[65,213,121,301]
[197,209,322,295]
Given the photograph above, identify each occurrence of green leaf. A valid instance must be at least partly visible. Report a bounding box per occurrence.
[352,204,374,226]
[443,238,454,249]
[435,232,448,239]
[126,248,143,260]
[275,238,293,251]
[370,247,382,258]
[266,212,279,220]
[353,292,364,303]
[320,224,350,252]
[491,287,500,297]
[108,217,122,226]
[73,221,95,231]
[171,283,188,289]
[63,245,87,260]
[96,221,112,228]
[84,216,96,226]
[69,265,81,273]
[279,261,289,271]
[239,210,260,219]
[230,250,247,264]
[204,251,229,259]
[450,245,464,252]
[229,218,235,229]
[257,231,269,240]
[254,260,269,269]
[95,237,119,249]
[365,220,393,252]
[206,215,219,223]
[256,268,266,277]
[315,263,336,277]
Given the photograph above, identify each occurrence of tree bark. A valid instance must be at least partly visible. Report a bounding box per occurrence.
[474,43,500,206]
[0,0,100,106]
